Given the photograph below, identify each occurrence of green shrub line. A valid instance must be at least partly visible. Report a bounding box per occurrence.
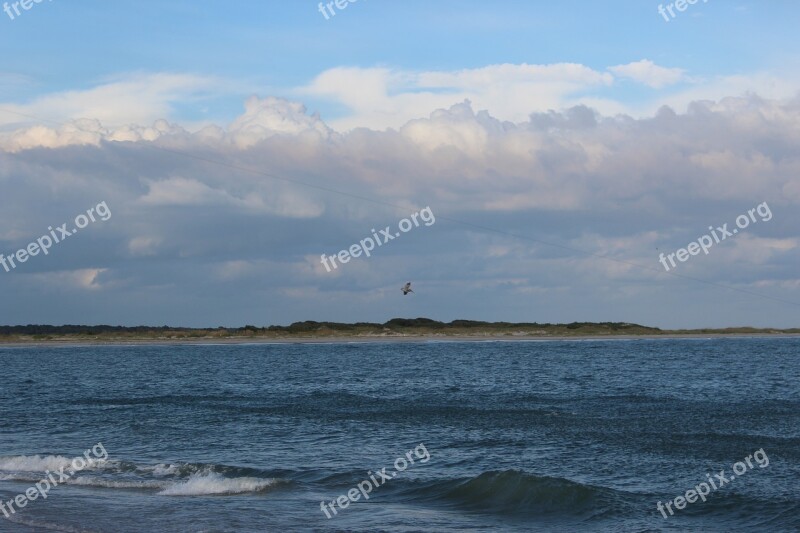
[0,320,797,342]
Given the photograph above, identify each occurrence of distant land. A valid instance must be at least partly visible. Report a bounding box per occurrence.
[0,319,798,345]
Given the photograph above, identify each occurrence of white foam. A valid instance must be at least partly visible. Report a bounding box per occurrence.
[0,472,42,482]
[134,463,182,477]
[158,472,280,496]
[1,457,282,498]
[150,463,181,476]
[67,476,167,490]
[0,455,74,472]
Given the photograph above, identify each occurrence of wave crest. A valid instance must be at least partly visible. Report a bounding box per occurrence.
[0,456,287,497]
[0,454,106,473]
[158,472,283,496]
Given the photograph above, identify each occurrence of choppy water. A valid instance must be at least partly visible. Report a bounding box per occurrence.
[0,338,798,532]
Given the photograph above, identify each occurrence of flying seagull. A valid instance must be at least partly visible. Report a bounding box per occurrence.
[401,282,414,295]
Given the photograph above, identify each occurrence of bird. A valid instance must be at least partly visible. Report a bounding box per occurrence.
[401,282,414,295]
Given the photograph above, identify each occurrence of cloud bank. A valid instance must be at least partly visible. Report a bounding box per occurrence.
[0,67,798,328]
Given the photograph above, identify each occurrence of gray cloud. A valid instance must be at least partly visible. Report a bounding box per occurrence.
[0,94,798,328]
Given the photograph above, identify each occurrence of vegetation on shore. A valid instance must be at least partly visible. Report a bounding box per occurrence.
[0,319,797,343]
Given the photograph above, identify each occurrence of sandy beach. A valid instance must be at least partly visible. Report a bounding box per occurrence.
[2,332,799,348]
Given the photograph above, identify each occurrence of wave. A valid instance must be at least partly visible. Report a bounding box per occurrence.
[0,454,107,473]
[0,455,289,497]
[402,470,631,518]
[394,469,799,528]
[68,476,168,490]
[158,472,283,496]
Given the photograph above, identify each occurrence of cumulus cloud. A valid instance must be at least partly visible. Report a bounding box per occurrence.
[296,62,800,132]
[1,118,189,152]
[0,96,334,153]
[301,63,614,130]
[0,88,798,327]
[227,96,333,148]
[400,100,509,152]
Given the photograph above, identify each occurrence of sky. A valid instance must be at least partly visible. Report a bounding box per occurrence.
[0,0,799,328]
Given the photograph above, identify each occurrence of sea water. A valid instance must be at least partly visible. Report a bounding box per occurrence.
[0,338,798,531]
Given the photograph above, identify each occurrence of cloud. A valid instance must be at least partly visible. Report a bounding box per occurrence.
[139,177,231,207]
[1,118,189,152]
[297,62,800,132]
[227,96,333,148]
[0,73,226,130]
[3,62,797,141]
[400,100,506,152]
[23,268,111,291]
[608,60,685,88]
[128,236,162,257]
[0,96,335,152]
[301,63,614,130]
[1,90,798,327]
[139,176,324,218]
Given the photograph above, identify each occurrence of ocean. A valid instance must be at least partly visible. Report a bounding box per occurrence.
[0,338,798,532]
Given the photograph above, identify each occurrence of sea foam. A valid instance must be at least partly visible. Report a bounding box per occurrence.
[158,472,281,496]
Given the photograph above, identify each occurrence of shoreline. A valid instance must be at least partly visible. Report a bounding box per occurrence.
[1,332,799,348]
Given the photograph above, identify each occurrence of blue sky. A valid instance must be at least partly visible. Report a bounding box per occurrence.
[3,1,797,124]
[0,1,799,328]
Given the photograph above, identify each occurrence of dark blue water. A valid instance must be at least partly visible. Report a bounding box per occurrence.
[0,338,798,532]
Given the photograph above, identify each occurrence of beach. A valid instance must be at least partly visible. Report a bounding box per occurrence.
[1,331,799,348]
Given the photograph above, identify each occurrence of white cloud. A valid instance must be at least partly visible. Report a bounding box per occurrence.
[3,63,798,148]
[0,118,188,152]
[301,63,614,130]
[227,96,333,148]
[298,62,800,132]
[0,96,334,152]
[608,60,685,88]
[0,73,225,130]
[400,100,497,152]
